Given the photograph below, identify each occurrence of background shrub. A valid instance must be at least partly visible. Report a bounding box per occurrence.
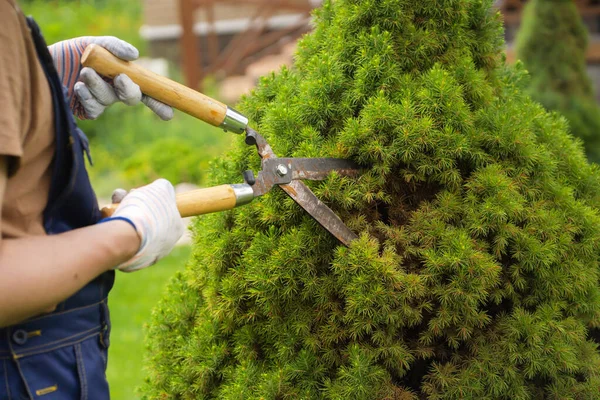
[515,0,600,163]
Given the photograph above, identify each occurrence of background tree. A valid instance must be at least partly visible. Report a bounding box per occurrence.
[516,0,600,163]
[143,0,600,398]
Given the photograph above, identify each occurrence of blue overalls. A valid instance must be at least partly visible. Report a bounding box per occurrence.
[0,17,114,399]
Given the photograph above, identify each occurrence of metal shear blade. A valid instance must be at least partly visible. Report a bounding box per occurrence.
[245,128,359,246]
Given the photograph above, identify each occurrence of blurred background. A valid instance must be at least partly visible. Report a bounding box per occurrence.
[18,0,600,398]
[501,0,600,94]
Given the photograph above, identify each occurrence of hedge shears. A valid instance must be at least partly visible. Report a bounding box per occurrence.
[85,45,360,246]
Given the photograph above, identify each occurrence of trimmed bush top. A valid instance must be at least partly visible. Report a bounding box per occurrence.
[144,0,600,398]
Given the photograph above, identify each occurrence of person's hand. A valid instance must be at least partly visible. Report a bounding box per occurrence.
[48,37,173,120]
[105,179,184,272]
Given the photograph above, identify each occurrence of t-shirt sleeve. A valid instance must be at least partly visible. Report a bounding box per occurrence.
[0,0,26,172]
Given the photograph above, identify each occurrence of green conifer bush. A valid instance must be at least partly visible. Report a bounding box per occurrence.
[143,0,600,397]
[515,0,600,163]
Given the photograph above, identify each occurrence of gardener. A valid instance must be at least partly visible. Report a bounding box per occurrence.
[0,0,184,397]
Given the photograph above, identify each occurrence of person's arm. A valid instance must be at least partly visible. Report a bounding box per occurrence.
[0,156,138,326]
[0,157,183,327]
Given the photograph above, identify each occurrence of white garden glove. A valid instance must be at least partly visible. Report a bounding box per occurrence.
[48,36,174,121]
[105,179,184,272]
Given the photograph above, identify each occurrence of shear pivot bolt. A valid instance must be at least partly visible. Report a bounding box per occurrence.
[276,164,288,177]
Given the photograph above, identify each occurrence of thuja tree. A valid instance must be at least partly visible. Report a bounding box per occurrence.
[143,0,600,398]
[515,0,600,163]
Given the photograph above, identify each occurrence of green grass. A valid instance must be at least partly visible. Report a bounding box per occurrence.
[106,245,191,400]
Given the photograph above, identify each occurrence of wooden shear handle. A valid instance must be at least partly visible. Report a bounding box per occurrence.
[81,44,228,128]
[101,184,254,219]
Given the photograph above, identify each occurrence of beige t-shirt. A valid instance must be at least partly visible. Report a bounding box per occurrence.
[0,0,55,239]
